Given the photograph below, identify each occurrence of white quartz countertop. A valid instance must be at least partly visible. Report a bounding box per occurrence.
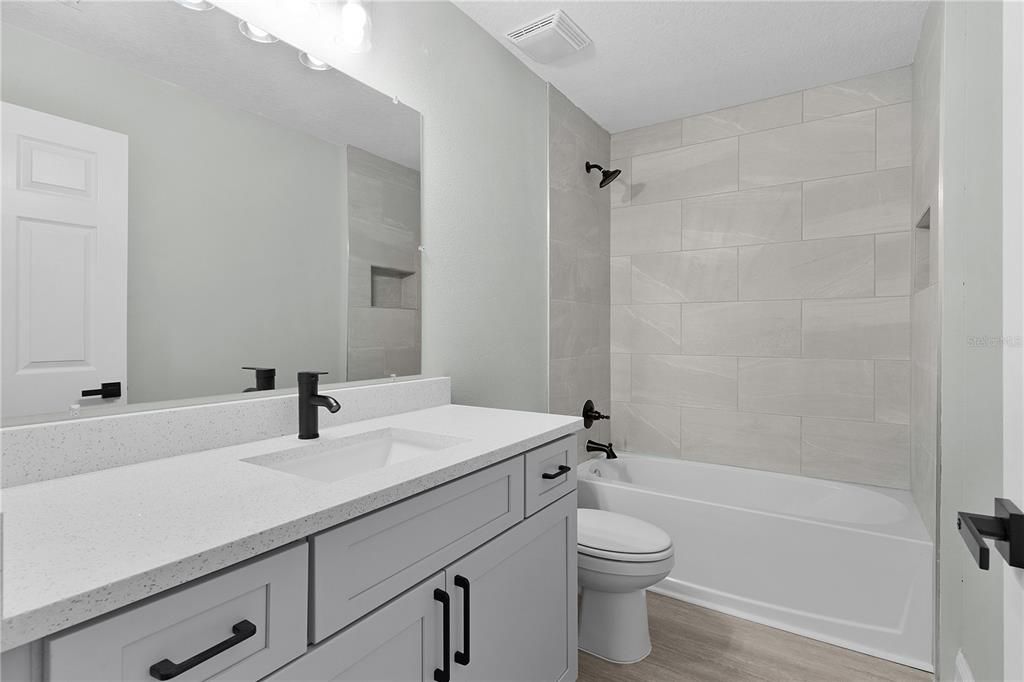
[1,404,582,649]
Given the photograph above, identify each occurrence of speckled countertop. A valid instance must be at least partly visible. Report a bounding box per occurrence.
[1,404,582,650]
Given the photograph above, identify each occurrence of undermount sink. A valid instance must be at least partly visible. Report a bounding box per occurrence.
[243,428,469,483]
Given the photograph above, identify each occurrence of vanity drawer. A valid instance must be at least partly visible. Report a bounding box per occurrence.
[310,457,524,642]
[45,543,308,681]
[524,436,577,516]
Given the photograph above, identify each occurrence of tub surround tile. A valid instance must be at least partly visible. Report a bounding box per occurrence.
[681,183,802,250]
[802,67,912,120]
[737,236,874,300]
[876,103,912,170]
[610,256,632,304]
[611,401,681,457]
[680,93,803,145]
[611,304,682,354]
[631,249,738,303]
[631,137,738,204]
[876,232,912,296]
[680,301,801,357]
[611,354,631,403]
[801,418,910,488]
[632,355,738,410]
[876,360,911,425]
[679,408,802,474]
[611,201,682,255]
[803,168,911,239]
[609,158,632,208]
[801,298,911,360]
[611,119,682,159]
[738,111,876,188]
[739,358,874,420]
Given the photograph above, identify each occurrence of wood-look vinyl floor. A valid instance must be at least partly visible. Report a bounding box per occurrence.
[578,593,933,682]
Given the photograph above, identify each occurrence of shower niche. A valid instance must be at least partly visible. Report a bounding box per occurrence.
[370,266,418,309]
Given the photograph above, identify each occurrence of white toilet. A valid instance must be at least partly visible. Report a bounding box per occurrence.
[577,508,675,664]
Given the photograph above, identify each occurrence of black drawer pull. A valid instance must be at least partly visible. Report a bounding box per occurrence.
[542,465,572,480]
[434,588,451,682]
[81,381,121,399]
[454,575,470,666]
[148,619,257,680]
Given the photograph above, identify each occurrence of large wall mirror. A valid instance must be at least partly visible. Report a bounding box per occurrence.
[1,1,422,424]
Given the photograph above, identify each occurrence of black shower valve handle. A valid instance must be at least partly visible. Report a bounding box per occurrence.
[582,399,610,429]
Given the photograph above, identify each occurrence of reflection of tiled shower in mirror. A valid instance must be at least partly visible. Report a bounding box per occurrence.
[346,146,422,381]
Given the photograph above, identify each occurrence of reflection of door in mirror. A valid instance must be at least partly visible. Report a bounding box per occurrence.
[1,103,128,419]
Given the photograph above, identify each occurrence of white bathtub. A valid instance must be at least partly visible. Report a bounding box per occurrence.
[577,455,934,671]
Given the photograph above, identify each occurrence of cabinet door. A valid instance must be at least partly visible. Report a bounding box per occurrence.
[446,492,577,682]
[265,573,445,682]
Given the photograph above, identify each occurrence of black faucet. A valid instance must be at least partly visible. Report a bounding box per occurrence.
[242,366,276,392]
[586,440,618,459]
[297,371,341,439]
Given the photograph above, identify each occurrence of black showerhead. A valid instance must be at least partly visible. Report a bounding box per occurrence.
[585,162,622,189]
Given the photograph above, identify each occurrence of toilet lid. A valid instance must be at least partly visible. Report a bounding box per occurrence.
[577,508,673,561]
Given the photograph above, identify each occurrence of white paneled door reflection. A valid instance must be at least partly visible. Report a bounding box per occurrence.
[1,103,127,419]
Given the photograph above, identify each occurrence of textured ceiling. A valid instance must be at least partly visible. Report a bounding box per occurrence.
[456,1,927,133]
[1,1,421,169]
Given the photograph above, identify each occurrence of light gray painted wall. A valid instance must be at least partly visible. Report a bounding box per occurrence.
[2,24,348,403]
[609,68,915,489]
[936,2,1006,680]
[221,0,550,412]
[548,86,611,462]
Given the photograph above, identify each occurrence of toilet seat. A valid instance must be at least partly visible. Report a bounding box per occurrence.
[577,508,674,563]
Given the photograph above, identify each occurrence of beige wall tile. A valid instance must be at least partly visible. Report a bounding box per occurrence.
[631,249,737,303]
[801,418,910,488]
[611,201,681,255]
[738,111,875,187]
[739,358,874,420]
[876,102,912,169]
[550,300,607,359]
[611,401,681,457]
[611,120,682,159]
[738,236,874,300]
[608,158,631,208]
[680,301,801,357]
[876,232,912,296]
[679,408,802,474]
[681,183,802,250]
[610,256,632,304]
[349,307,418,348]
[611,304,681,354]
[803,168,911,239]
[632,137,738,204]
[680,93,803,145]
[611,354,631,402]
[632,355,738,409]
[802,66,912,120]
[802,298,910,360]
[876,360,911,424]
[549,239,577,302]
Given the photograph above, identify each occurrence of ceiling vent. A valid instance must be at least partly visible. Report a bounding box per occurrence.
[506,10,591,64]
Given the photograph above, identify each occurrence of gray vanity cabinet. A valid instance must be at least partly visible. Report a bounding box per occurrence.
[446,492,578,682]
[263,573,446,681]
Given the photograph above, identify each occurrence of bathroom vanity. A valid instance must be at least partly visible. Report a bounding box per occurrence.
[1,404,581,681]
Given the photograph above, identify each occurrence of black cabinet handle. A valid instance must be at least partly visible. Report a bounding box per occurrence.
[542,465,572,480]
[957,498,1024,570]
[433,588,450,682]
[81,382,121,399]
[454,575,470,666]
[148,619,256,680]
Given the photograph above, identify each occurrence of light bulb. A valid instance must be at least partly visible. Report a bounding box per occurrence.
[173,0,215,10]
[337,0,371,53]
[299,52,331,71]
[238,20,278,43]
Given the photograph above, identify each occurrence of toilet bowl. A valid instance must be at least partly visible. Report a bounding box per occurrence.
[577,508,674,664]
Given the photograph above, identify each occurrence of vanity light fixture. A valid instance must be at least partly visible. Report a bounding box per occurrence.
[173,0,215,10]
[337,0,371,53]
[299,52,332,71]
[238,20,279,44]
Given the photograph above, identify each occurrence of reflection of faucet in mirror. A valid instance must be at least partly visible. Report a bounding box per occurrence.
[297,371,341,439]
[242,367,276,392]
